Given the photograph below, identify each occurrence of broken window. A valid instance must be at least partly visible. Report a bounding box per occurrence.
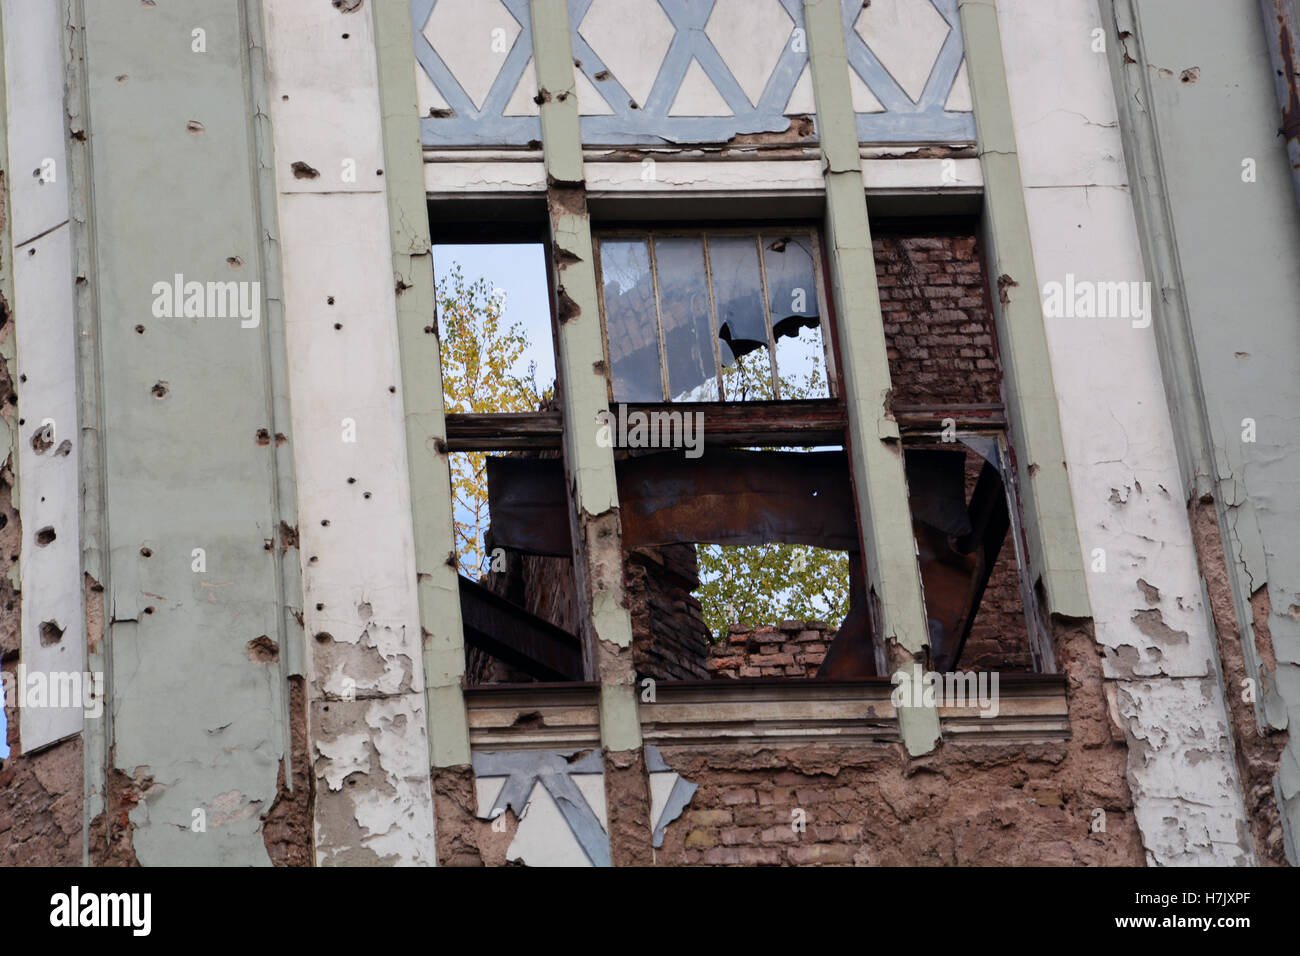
[594,230,834,403]
[433,242,584,684]
[439,218,1050,688]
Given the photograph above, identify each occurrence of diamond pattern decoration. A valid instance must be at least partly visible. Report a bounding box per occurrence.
[414,0,539,146]
[704,0,795,108]
[423,0,519,110]
[579,0,676,109]
[411,0,974,147]
[839,0,975,143]
[854,0,950,104]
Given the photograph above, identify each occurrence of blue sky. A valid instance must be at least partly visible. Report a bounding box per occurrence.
[432,243,555,393]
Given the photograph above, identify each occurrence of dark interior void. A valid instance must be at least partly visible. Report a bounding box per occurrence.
[460,442,1036,684]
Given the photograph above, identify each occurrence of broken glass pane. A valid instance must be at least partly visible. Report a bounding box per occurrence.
[655,238,719,401]
[763,235,828,398]
[709,236,774,401]
[600,239,664,402]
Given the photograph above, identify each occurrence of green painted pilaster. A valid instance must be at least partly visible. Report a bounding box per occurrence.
[58,0,110,862]
[530,0,640,752]
[372,0,470,769]
[63,0,295,865]
[957,0,1091,622]
[803,0,939,755]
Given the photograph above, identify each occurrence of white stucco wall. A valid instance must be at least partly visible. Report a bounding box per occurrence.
[997,0,1251,865]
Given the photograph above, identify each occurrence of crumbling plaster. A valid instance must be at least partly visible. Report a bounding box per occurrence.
[995,0,1253,864]
[264,0,438,865]
[4,0,84,753]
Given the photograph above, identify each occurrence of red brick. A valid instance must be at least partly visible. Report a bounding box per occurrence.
[788,844,858,865]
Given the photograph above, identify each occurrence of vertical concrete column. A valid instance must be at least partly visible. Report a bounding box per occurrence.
[59,0,298,865]
[803,0,939,755]
[956,0,1090,623]
[530,0,650,863]
[372,0,471,773]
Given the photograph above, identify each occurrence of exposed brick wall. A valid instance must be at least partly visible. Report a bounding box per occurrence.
[627,545,710,681]
[876,232,1001,408]
[655,619,1144,866]
[706,622,830,678]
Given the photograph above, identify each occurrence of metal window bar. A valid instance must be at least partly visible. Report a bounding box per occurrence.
[753,234,784,401]
[594,227,836,405]
[700,235,728,402]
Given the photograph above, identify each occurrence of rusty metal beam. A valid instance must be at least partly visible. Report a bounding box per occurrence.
[1261,0,1300,214]
[486,449,860,555]
[446,400,850,451]
[458,576,584,682]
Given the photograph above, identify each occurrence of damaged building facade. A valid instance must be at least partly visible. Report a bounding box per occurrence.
[1,0,1298,867]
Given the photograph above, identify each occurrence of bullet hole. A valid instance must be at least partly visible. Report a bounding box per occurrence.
[143,606,155,615]
[227,256,243,269]
[423,325,436,334]
[141,0,156,6]
[1180,67,1200,84]
[54,440,72,458]
[533,90,551,105]
[363,492,371,500]
[433,437,448,455]
[39,620,64,646]
[314,631,332,644]
[375,169,383,176]
[429,107,456,119]
[526,139,542,150]
[116,75,128,83]
[358,601,372,620]
[264,539,273,551]
[135,324,145,334]
[396,278,411,295]
[0,515,6,529]
[327,296,335,305]
[594,70,610,81]
[35,526,56,546]
[629,100,639,110]
[28,248,35,256]
[309,555,318,564]
[281,94,289,101]
[18,374,25,383]
[332,0,363,11]
[186,120,205,134]
[388,386,396,393]
[334,323,342,330]
[151,381,168,399]
[342,33,350,39]
[321,519,330,527]
[256,428,271,445]
[315,602,325,611]
[593,360,607,376]
[140,547,153,558]
[71,129,85,142]
[246,635,279,663]
[347,476,356,484]
[76,275,87,285]
[574,59,583,69]
[291,161,320,180]
[275,433,287,446]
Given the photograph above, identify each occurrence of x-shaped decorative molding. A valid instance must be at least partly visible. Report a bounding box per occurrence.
[413,0,973,148]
